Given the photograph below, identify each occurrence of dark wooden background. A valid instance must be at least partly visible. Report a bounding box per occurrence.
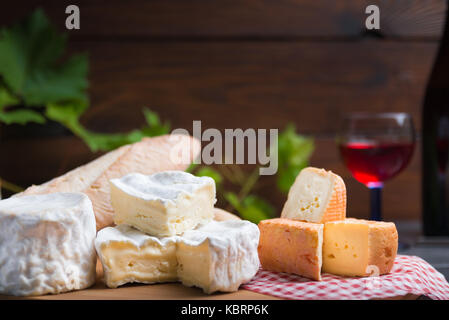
[0,0,446,221]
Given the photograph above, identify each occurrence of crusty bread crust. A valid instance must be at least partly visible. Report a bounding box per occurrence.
[213,208,241,221]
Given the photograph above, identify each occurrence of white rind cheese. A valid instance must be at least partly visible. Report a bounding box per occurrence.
[95,220,260,294]
[110,171,216,237]
[177,220,260,294]
[95,225,179,288]
[0,193,97,296]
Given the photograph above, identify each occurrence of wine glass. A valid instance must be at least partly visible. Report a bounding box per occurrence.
[337,113,416,221]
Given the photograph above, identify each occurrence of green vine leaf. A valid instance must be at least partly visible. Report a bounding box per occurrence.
[224,192,274,224]
[0,108,46,125]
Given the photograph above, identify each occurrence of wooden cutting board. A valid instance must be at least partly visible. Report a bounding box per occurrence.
[0,259,279,300]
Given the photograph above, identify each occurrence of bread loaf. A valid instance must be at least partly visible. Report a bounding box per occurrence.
[18,134,200,230]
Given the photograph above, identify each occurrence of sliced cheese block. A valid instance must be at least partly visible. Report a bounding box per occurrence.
[111,171,216,237]
[258,218,323,281]
[281,167,346,223]
[0,193,97,296]
[323,218,398,277]
[17,134,200,230]
[177,220,260,294]
[95,225,178,288]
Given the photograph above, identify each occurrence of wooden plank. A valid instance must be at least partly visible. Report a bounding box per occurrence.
[0,135,97,196]
[1,0,445,39]
[70,41,436,135]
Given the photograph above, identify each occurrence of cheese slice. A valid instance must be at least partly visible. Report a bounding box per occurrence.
[323,218,398,277]
[281,167,346,223]
[258,218,323,280]
[111,171,216,237]
[18,134,200,230]
[177,220,260,294]
[0,193,97,296]
[95,225,178,288]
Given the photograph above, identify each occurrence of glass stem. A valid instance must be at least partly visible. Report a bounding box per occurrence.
[370,186,382,221]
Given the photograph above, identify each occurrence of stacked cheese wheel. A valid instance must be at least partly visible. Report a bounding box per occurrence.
[258,167,398,280]
[95,171,260,293]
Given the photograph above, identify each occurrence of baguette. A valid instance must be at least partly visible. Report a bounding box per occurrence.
[17,134,200,230]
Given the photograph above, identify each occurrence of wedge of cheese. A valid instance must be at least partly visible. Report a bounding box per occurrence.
[95,225,178,288]
[258,218,323,281]
[17,134,200,230]
[110,171,216,237]
[177,220,260,294]
[323,218,398,277]
[281,167,346,223]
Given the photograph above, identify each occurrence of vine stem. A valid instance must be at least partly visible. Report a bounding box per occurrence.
[238,166,260,201]
[0,178,24,194]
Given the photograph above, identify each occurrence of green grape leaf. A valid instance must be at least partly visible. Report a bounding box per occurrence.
[276,124,314,193]
[196,167,223,186]
[0,86,19,109]
[0,108,46,125]
[0,9,88,106]
[224,192,274,224]
[141,107,171,137]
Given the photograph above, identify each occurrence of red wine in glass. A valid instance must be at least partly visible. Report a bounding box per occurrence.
[339,141,415,188]
[338,113,416,221]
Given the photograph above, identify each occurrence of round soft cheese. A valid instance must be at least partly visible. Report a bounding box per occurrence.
[0,192,97,296]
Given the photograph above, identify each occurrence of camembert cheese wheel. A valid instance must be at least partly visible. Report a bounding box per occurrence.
[0,193,97,296]
[281,167,346,223]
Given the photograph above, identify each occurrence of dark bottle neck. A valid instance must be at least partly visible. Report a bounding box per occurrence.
[438,7,449,51]
[427,8,449,88]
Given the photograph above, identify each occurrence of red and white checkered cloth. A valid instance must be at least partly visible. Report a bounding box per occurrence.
[242,255,449,300]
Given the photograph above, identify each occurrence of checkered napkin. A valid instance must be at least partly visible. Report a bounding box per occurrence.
[241,255,449,300]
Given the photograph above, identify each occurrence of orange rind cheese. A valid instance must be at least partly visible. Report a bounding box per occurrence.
[258,218,323,281]
[323,218,398,277]
[281,167,346,223]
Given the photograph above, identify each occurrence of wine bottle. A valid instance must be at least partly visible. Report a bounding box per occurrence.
[422,6,449,236]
